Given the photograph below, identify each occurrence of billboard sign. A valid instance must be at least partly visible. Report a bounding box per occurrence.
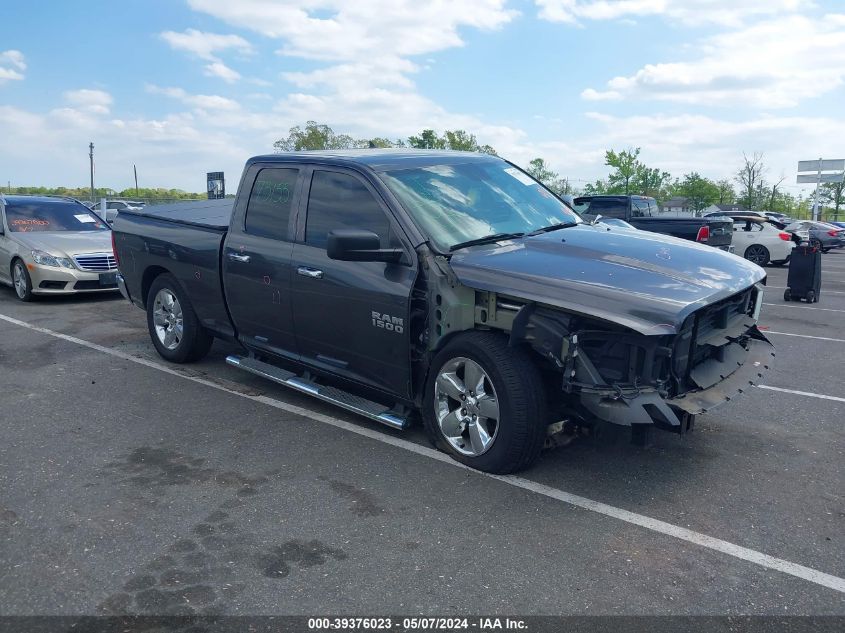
[207,172,225,199]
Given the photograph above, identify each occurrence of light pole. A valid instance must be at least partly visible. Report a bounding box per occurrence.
[89,142,95,203]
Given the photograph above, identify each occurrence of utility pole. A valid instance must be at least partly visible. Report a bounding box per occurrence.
[134,164,139,197]
[89,142,95,203]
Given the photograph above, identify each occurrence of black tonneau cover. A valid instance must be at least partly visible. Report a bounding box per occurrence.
[123,198,233,230]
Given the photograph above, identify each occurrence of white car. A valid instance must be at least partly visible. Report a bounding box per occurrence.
[98,200,144,224]
[733,217,795,266]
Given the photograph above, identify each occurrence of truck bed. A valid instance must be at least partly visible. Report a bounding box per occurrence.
[112,204,234,339]
[126,198,234,230]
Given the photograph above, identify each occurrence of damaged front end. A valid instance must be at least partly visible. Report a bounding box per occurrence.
[548,283,775,432]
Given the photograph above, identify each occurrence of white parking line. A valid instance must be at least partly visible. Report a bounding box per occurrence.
[759,385,845,403]
[766,286,845,295]
[763,303,845,313]
[1,311,844,596]
[764,331,845,343]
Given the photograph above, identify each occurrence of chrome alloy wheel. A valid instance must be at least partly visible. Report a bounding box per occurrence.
[13,262,27,299]
[434,356,500,456]
[152,289,184,350]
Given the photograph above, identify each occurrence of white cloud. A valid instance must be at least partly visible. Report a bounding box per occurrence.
[536,0,812,27]
[63,89,113,114]
[160,28,253,83]
[159,28,253,61]
[188,0,516,62]
[146,85,242,111]
[0,49,26,84]
[204,61,241,83]
[582,14,845,107]
[577,111,845,187]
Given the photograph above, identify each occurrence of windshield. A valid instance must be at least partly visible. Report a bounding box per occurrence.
[5,200,109,232]
[379,161,580,251]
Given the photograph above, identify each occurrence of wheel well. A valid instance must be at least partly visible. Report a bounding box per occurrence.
[140,266,170,308]
[416,328,549,405]
[10,256,25,277]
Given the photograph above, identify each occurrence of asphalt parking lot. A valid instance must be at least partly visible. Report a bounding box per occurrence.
[0,253,843,616]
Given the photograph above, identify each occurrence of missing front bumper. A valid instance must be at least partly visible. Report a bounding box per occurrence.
[575,330,775,427]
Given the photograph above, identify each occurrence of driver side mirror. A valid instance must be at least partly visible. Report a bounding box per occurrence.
[326,229,403,263]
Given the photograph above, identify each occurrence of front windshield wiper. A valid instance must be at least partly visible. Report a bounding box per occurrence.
[526,221,579,236]
[449,232,525,252]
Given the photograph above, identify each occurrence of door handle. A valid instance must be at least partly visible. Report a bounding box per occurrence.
[297,266,323,279]
[228,252,251,263]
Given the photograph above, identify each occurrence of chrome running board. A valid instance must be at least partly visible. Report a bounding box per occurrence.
[225,354,410,431]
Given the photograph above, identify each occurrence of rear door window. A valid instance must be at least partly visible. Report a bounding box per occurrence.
[244,168,299,240]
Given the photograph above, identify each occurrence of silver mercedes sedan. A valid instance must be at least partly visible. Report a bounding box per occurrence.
[0,195,119,301]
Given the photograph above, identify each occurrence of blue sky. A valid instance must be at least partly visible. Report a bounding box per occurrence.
[1,0,843,194]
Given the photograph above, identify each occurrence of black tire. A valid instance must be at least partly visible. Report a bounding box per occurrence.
[11,258,34,302]
[422,332,548,474]
[743,244,770,266]
[771,258,788,267]
[783,288,792,301]
[146,273,213,363]
[806,290,816,303]
[811,239,822,251]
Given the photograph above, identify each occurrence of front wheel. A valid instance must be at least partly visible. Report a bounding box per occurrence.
[146,273,213,363]
[744,244,770,266]
[422,332,547,474]
[12,259,34,302]
[806,290,816,303]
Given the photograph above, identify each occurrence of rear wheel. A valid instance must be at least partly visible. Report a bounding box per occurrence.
[783,288,792,301]
[744,244,770,266]
[806,290,816,303]
[12,259,33,302]
[146,274,213,363]
[422,332,547,474]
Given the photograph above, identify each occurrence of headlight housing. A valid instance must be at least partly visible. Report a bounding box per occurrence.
[31,250,74,268]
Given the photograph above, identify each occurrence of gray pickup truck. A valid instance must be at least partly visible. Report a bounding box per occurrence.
[573,195,735,250]
[112,150,774,473]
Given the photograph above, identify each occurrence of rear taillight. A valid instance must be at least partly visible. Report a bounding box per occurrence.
[111,232,119,266]
[779,232,791,241]
[696,226,710,242]
[828,229,838,237]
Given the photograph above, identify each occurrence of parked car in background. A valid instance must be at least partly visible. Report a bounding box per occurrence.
[598,218,638,230]
[761,211,793,224]
[573,195,734,251]
[828,221,845,230]
[0,195,119,301]
[98,199,145,224]
[731,216,794,266]
[784,221,845,253]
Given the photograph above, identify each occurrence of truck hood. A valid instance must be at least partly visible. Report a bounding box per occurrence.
[12,231,113,258]
[448,224,766,335]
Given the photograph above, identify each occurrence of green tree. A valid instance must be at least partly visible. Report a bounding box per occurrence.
[274,121,358,151]
[407,129,446,149]
[820,181,845,221]
[364,137,405,148]
[526,158,570,195]
[716,179,736,204]
[678,172,720,214]
[605,147,641,195]
[633,166,672,199]
[582,179,609,195]
[408,128,496,154]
